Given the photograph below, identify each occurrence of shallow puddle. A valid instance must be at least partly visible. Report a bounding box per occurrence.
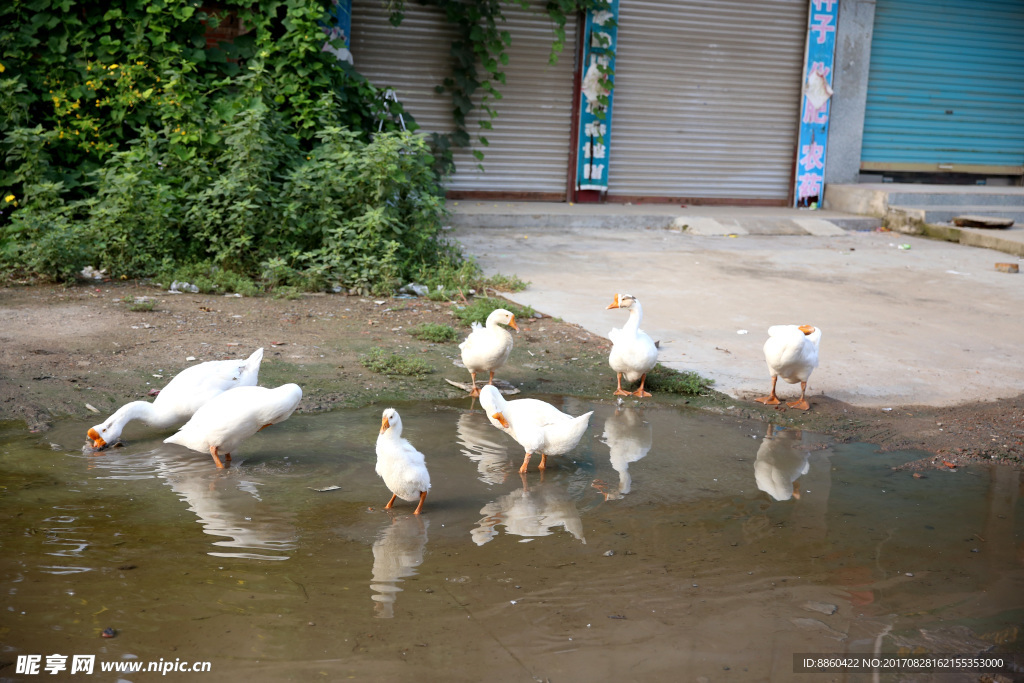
[1,398,1022,681]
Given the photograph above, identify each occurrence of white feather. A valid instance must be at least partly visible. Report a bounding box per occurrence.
[375,409,431,503]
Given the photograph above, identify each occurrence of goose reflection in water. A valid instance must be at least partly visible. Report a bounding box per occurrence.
[455,410,513,485]
[472,475,586,546]
[369,515,429,618]
[753,424,810,502]
[593,407,652,500]
[153,451,298,560]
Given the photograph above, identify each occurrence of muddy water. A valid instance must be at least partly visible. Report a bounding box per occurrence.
[1,399,1022,682]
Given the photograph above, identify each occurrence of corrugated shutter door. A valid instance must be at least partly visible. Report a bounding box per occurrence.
[349,0,577,197]
[606,0,808,202]
[861,0,1024,174]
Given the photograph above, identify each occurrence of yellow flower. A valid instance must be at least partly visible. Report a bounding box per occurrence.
[4,194,15,203]
[0,63,5,73]
[109,64,119,70]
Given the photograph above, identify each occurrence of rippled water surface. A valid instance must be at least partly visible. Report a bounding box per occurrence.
[1,398,1022,682]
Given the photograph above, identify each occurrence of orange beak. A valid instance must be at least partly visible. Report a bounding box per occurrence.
[606,294,620,310]
[509,315,520,332]
[798,325,815,335]
[87,428,107,450]
[380,414,390,434]
[491,412,510,429]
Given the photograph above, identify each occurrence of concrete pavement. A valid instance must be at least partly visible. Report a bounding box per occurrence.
[450,202,1024,409]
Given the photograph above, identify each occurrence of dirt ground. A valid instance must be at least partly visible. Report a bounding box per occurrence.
[1,281,1021,471]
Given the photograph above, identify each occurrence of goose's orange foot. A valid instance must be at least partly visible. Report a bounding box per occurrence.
[413,490,427,515]
[632,389,652,398]
[613,388,631,396]
[787,399,810,411]
[469,387,481,397]
[755,396,781,405]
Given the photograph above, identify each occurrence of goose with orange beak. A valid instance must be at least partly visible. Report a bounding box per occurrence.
[479,385,593,474]
[163,383,302,468]
[375,408,430,514]
[458,308,519,397]
[606,293,659,397]
[86,348,264,450]
[755,325,821,411]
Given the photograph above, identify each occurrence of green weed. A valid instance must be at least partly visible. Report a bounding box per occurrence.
[121,295,155,312]
[452,297,534,326]
[361,348,433,377]
[642,363,715,396]
[408,323,458,343]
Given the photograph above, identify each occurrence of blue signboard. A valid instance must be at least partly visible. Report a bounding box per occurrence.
[575,1,619,193]
[794,0,839,208]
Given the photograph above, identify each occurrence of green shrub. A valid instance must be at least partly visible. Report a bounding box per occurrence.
[452,297,534,326]
[0,0,449,295]
[361,348,433,377]
[408,323,458,343]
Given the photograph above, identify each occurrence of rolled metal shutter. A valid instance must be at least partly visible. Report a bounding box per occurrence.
[861,0,1024,175]
[606,0,808,202]
[349,0,577,197]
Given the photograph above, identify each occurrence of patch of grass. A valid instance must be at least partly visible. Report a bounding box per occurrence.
[643,363,714,396]
[121,295,155,312]
[157,262,262,297]
[408,322,459,343]
[483,272,528,292]
[413,254,529,302]
[452,296,534,326]
[271,286,304,300]
[360,348,433,377]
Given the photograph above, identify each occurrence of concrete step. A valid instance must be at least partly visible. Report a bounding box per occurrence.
[824,183,1024,217]
[890,205,1024,225]
[446,201,881,234]
[919,224,1024,259]
[883,190,1024,208]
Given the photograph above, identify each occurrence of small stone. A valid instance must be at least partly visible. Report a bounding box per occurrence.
[603,550,615,557]
[802,601,837,615]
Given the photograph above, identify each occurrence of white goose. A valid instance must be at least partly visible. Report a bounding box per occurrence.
[375,408,431,514]
[606,293,659,397]
[459,308,519,397]
[87,348,264,449]
[755,325,821,411]
[163,383,302,468]
[479,384,593,473]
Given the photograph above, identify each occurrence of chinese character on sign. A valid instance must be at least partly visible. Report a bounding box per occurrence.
[797,172,823,199]
[71,655,96,674]
[584,122,607,139]
[583,164,605,180]
[802,97,828,125]
[583,142,607,159]
[16,655,42,675]
[810,13,835,44]
[800,141,825,170]
[44,654,68,675]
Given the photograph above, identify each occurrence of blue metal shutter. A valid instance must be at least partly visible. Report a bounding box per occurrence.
[861,0,1024,175]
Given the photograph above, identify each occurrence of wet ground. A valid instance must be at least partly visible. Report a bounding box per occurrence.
[2,398,1023,682]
